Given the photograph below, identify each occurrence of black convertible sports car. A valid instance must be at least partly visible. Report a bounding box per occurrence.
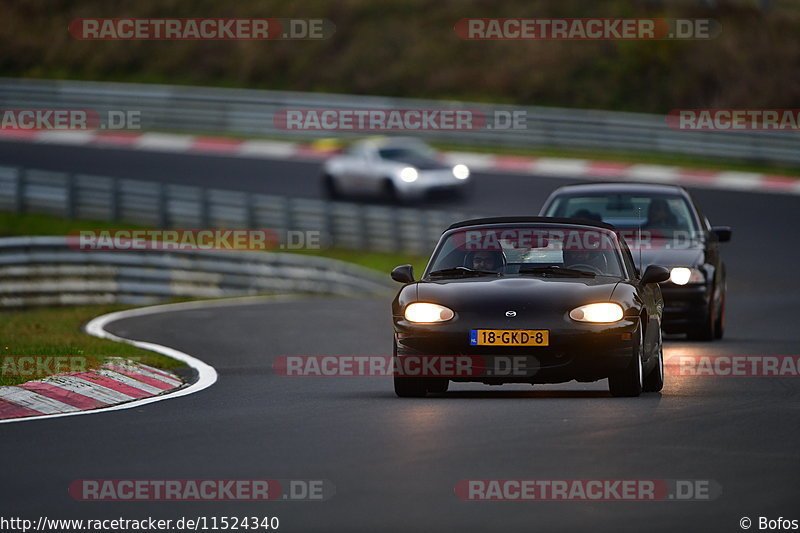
[390,217,670,397]
[539,183,731,340]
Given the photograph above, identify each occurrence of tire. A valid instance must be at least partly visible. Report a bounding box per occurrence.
[608,324,643,397]
[393,345,427,397]
[383,179,400,204]
[394,375,428,397]
[322,174,340,200]
[686,301,715,342]
[714,290,725,340]
[427,379,449,394]
[642,328,664,392]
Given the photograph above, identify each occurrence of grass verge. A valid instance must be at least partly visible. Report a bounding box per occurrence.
[0,305,183,386]
[0,211,425,385]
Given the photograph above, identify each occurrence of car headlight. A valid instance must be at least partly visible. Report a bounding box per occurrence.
[399,167,418,182]
[569,303,624,323]
[404,302,454,323]
[452,164,470,180]
[669,267,705,286]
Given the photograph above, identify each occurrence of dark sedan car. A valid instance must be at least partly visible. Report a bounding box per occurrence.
[390,217,670,397]
[539,183,731,341]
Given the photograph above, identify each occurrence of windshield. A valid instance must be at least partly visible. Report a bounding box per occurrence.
[426,225,626,279]
[544,193,700,239]
[378,145,437,164]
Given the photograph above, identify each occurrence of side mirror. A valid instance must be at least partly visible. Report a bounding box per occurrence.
[641,265,670,285]
[711,226,732,243]
[391,264,415,284]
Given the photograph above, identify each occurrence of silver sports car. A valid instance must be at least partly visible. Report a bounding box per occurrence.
[321,137,472,202]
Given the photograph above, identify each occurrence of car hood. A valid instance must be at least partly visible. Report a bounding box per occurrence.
[416,276,619,314]
[635,245,704,270]
[384,156,450,171]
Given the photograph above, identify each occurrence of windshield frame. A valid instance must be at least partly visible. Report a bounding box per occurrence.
[422,223,630,281]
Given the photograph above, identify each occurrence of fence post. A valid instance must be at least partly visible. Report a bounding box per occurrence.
[201,189,211,227]
[14,168,25,214]
[159,183,170,227]
[245,193,255,229]
[65,173,76,219]
[110,177,120,221]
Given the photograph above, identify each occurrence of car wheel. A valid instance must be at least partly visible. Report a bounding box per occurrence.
[714,290,725,340]
[427,379,449,394]
[642,328,664,392]
[383,179,400,203]
[687,299,715,342]
[608,324,643,397]
[322,174,340,200]
[393,346,427,397]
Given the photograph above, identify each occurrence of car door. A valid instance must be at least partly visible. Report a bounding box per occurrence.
[337,145,372,193]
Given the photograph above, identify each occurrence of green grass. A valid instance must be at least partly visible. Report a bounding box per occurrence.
[0,211,429,387]
[0,305,183,386]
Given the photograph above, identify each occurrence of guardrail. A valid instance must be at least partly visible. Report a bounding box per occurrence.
[0,165,478,256]
[1,78,798,166]
[0,236,396,307]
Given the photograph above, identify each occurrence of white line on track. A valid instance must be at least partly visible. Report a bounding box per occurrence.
[0,294,300,424]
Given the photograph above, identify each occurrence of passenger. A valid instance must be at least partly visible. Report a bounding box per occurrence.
[562,248,607,273]
[465,250,505,272]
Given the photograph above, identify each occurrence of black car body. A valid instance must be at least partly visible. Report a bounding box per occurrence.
[539,183,731,340]
[390,217,670,397]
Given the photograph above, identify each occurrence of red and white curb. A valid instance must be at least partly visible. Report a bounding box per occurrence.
[0,299,224,424]
[1,128,798,195]
[0,358,183,420]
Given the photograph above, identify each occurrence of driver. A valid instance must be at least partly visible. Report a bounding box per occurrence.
[465,250,504,272]
[562,248,607,273]
[645,198,678,228]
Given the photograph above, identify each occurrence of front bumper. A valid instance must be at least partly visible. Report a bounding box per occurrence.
[395,171,470,198]
[659,283,710,333]
[394,318,638,384]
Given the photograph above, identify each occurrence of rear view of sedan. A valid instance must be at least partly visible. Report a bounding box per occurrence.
[390,217,670,397]
[321,137,471,202]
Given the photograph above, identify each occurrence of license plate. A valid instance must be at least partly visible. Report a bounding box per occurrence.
[470,329,549,346]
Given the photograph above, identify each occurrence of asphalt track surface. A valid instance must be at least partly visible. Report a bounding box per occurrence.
[1,140,799,532]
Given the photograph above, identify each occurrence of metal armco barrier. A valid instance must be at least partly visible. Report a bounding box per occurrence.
[0,165,478,256]
[0,236,396,307]
[1,78,798,166]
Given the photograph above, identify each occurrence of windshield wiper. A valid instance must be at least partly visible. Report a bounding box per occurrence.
[428,266,501,278]
[518,266,596,278]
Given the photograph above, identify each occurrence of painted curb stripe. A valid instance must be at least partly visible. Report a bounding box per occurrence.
[94,368,164,395]
[70,372,153,399]
[0,386,80,414]
[43,375,135,404]
[0,398,41,418]
[20,381,103,410]
[103,365,178,390]
[1,129,798,195]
